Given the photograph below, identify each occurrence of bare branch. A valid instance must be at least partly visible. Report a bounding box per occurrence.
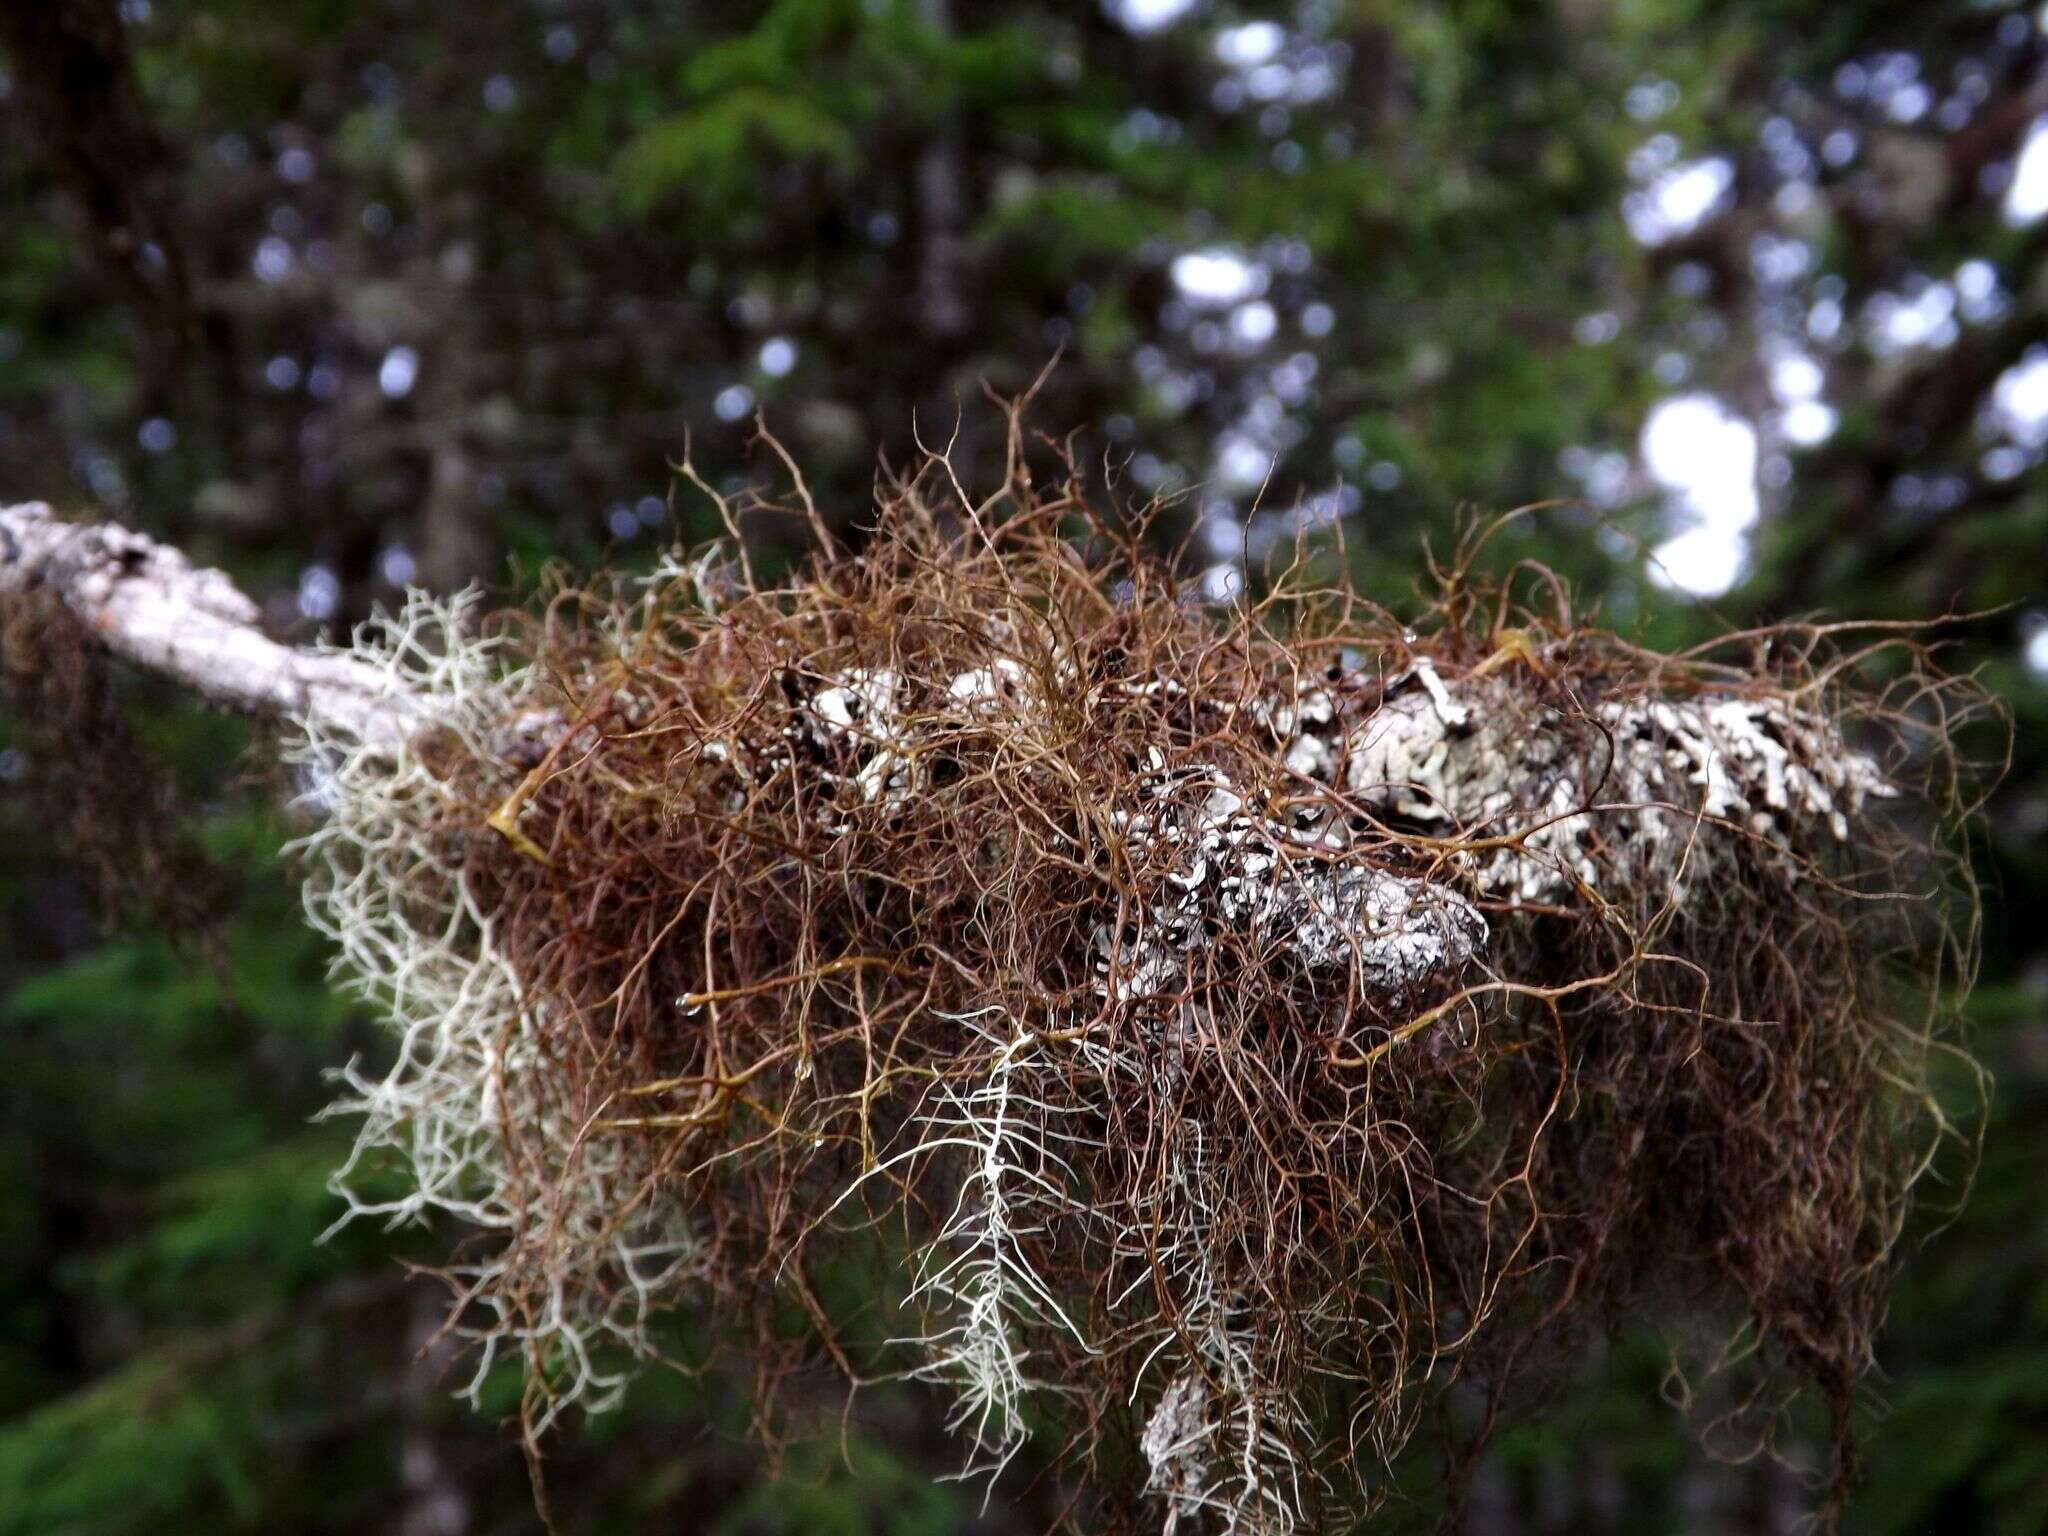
[0,501,423,744]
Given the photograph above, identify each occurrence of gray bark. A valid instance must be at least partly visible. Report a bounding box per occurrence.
[0,501,422,745]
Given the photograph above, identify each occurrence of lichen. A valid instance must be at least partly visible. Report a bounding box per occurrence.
[1271,661,1896,904]
[289,591,701,1430]
[1102,754,1486,1003]
[286,461,1982,1536]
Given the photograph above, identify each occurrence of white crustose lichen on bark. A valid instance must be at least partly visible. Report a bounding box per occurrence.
[1266,657,1893,904]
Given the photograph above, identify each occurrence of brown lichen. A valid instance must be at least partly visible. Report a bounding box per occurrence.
[296,430,1992,1533]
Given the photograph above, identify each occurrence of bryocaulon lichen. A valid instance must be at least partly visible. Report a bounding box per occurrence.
[290,448,1990,1534]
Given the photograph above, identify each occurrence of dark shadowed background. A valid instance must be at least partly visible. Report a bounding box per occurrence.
[0,1,2043,1531]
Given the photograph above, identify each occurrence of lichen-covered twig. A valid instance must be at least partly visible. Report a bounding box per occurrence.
[0,500,422,744]
[0,453,1993,1536]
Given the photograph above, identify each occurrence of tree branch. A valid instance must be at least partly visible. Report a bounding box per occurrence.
[0,501,422,745]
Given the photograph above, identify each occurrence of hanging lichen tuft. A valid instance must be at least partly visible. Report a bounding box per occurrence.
[291,439,1991,1535]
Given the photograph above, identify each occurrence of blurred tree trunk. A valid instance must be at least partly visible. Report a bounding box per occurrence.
[0,0,198,397]
[914,0,971,344]
[397,1281,471,1536]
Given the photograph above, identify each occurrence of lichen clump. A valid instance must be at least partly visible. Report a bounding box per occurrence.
[293,450,1982,1533]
